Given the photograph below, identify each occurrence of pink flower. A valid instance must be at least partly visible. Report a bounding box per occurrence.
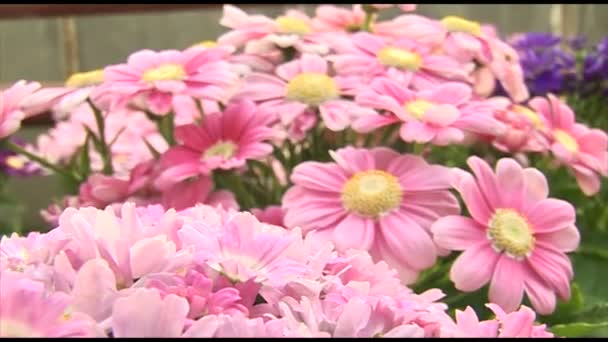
[440,306,499,337]
[237,53,376,131]
[282,147,460,283]
[98,48,238,114]
[354,77,506,145]
[156,99,274,187]
[0,270,99,337]
[484,37,529,102]
[161,175,239,211]
[432,156,580,314]
[328,32,470,91]
[530,94,608,196]
[311,5,366,32]
[0,80,41,139]
[251,206,285,227]
[183,313,279,337]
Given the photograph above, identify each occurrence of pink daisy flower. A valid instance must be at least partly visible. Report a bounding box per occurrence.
[328,32,470,91]
[311,5,366,32]
[98,47,238,115]
[156,100,275,189]
[0,270,99,337]
[432,156,581,314]
[354,77,506,145]
[282,147,460,283]
[236,53,377,131]
[530,94,608,196]
[0,80,41,139]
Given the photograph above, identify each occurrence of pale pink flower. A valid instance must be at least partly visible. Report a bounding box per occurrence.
[282,147,460,283]
[183,313,279,337]
[251,205,285,227]
[488,97,549,153]
[311,5,366,32]
[328,32,470,91]
[156,99,274,188]
[530,94,608,196]
[98,48,238,114]
[0,270,100,337]
[440,306,499,337]
[237,53,377,131]
[484,37,530,102]
[0,80,41,139]
[486,304,554,337]
[354,77,506,145]
[432,156,580,314]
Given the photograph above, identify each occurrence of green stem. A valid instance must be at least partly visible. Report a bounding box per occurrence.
[156,112,176,146]
[87,98,113,175]
[361,9,376,32]
[575,247,608,261]
[443,292,470,306]
[5,141,79,181]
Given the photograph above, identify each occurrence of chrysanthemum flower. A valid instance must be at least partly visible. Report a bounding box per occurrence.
[328,32,470,91]
[354,77,506,145]
[0,270,99,337]
[529,94,608,195]
[98,48,238,114]
[156,100,275,188]
[432,156,580,314]
[0,80,41,139]
[236,53,377,131]
[282,147,459,283]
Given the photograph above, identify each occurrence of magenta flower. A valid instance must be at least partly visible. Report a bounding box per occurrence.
[282,147,460,283]
[156,100,275,188]
[530,94,608,196]
[354,77,506,145]
[432,156,580,314]
[0,80,41,139]
[98,48,238,114]
[328,32,470,91]
[236,53,376,131]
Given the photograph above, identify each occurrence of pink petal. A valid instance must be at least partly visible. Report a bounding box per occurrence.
[536,225,580,253]
[457,173,493,225]
[400,121,436,143]
[450,242,498,292]
[352,114,399,133]
[332,214,375,251]
[572,165,601,196]
[423,104,461,127]
[489,255,525,313]
[495,158,525,210]
[523,266,557,315]
[522,168,549,205]
[525,199,576,233]
[428,82,472,105]
[300,53,329,74]
[527,242,573,300]
[467,156,501,210]
[319,101,352,131]
[431,215,486,251]
[330,147,375,175]
[290,162,347,192]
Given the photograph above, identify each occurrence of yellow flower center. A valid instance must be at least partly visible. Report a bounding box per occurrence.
[65,69,104,88]
[342,170,403,218]
[276,16,311,35]
[553,130,579,153]
[285,73,340,106]
[488,209,535,259]
[4,156,25,170]
[192,40,218,49]
[203,141,237,160]
[405,99,434,120]
[377,47,423,71]
[142,64,186,83]
[512,105,545,130]
[440,16,482,36]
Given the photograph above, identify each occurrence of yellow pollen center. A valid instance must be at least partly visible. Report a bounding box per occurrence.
[512,105,545,130]
[377,47,423,71]
[65,69,104,88]
[203,141,237,160]
[441,16,482,36]
[553,130,579,153]
[285,73,340,106]
[341,170,403,218]
[192,40,218,49]
[488,209,535,259]
[276,16,311,35]
[142,64,186,83]
[4,156,25,170]
[405,99,434,120]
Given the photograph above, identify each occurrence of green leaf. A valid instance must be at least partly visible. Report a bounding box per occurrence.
[550,321,608,337]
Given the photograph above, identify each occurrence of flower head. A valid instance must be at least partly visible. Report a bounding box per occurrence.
[0,80,41,139]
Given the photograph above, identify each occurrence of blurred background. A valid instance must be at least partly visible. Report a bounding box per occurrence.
[0,4,607,230]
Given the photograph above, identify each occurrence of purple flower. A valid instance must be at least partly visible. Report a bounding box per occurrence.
[0,138,41,177]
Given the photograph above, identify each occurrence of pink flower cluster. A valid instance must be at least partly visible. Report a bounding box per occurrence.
[0,202,552,337]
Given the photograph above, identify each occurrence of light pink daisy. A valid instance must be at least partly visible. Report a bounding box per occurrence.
[328,32,470,91]
[236,53,377,131]
[0,270,100,337]
[354,77,506,145]
[432,156,581,314]
[156,100,275,189]
[0,80,41,139]
[282,147,460,283]
[530,94,608,196]
[311,5,366,32]
[97,48,238,115]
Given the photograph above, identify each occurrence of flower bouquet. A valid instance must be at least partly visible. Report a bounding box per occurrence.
[0,4,607,338]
